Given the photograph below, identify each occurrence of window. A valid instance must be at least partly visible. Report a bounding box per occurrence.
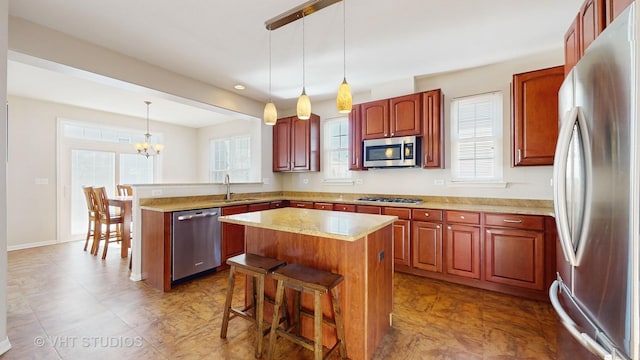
[209,135,252,182]
[323,117,350,179]
[450,92,503,181]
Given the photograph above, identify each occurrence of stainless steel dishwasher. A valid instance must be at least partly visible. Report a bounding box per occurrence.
[171,207,221,282]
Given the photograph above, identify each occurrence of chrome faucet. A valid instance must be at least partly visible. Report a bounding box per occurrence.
[224,173,231,200]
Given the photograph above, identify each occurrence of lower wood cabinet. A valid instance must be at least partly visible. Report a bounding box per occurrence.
[445,223,481,279]
[334,203,356,212]
[220,205,248,269]
[412,221,442,272]
[314,202,334,210]
[383,207,411,267]
[484,227,545,290]
[290,201,313,209]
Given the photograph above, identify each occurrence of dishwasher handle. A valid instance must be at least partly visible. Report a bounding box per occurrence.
[177,211,218,221]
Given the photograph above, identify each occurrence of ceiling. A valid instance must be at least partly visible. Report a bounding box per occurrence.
[7,0,582,128]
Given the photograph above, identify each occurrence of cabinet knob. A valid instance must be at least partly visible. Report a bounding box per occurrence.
[436,225,440,229]
[424,212,429,217]
[460,215,465,220]
[447,226,452,230]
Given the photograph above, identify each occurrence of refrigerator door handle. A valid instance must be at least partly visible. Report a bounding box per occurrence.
[553,107,580,266]
[549,280,613,360]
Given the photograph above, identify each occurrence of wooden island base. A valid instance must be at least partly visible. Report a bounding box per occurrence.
[244,224,394,360]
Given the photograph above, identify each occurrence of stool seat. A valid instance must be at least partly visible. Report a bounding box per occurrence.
[220,253,288,358]
[271,263,343,293]
[268,263,347,360]
[228,253,287,275]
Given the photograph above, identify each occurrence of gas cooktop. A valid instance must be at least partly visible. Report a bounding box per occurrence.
[357,197,423,204]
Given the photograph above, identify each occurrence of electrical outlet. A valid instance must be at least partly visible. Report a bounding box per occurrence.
[355,179,364,185]
[302,178,309,185]
[151,189,163,196]
[263,178,270,185]
[434,179,445,185]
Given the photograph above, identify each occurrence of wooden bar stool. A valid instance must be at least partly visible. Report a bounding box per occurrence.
[220,253,288,358]
[267,263,347,360]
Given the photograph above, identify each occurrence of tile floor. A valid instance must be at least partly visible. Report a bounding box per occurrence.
[3,241,560,359]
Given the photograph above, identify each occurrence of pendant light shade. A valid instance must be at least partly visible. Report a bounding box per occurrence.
[264,101,277,125]
[264,28,278,125]
[297,88,311,120]
[337,78,352,113]
[336,0,352,113]
[297,13,311,120]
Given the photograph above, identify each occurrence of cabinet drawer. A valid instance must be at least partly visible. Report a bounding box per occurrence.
[412,209,443,222]
[383,207,411,220]
[290,201,314,209]
[270,200,288,209]
[222,204,248,215]
[314,202,334,210]
[247,202,270,212]
[334,203,356,212]
[357,205,382,214]
[445,211,480,225]
[484,213,544,231]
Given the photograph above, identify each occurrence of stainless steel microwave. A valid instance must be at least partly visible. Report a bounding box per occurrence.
[363,136,421,168]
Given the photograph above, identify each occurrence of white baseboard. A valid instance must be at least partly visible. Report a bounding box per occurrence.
[129,272,142,282]
[8,240,57,251]
[0,336,12,355]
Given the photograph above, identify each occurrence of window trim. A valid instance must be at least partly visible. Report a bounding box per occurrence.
[322,116,351,181]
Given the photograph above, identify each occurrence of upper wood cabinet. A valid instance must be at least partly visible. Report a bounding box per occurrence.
[605,0,633,25]
[564,14,581,76]
[361,93,421,140]
[272,114,320,172]
[421,89,444,169]
[348,105,365,171]
[579,0,605,56]
[512,65,564,166]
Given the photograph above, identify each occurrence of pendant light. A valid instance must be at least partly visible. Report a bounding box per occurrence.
[263,29,278,125]
[135,101,164,158]
[296,13,311,120]
[336,0,352,113]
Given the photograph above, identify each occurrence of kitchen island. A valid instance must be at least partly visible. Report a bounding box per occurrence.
[218,207,397,360]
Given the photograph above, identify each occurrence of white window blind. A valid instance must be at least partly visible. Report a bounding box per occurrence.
[451,92,503,181]
[323,117,350,179]
[209,135,251,182]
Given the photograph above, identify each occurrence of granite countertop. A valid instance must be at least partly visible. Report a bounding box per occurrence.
[218,207,397,241]
[140,192,555,217]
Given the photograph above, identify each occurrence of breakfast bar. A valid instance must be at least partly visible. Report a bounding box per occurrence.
[218,207,397,360]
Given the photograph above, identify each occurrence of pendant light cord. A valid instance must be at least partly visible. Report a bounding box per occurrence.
[302,12,306,91]
[343,0,346,79]
[268,30,272,101]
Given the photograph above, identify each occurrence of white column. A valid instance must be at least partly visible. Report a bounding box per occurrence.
[0,0,11,355]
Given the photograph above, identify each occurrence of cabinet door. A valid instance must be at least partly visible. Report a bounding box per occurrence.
[421,89,444,168]
[512,65,564,166]
[485,227,545,290]
[290,116,311,171]
[357,205,382,214]
[348,105,365,170]
[389,93,421,137]
[445,224,481,279]
[391,219,411,267]
[412,221,442,272]
[221,205,248,262]
[564,14,581,76]
[273,117,292,172]
[605,0,633,25]
[580,0,605,56]
[361,99,389,140]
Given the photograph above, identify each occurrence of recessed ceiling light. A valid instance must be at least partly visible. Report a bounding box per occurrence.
[234,84,246,90]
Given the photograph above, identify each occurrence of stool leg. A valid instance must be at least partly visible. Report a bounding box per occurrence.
[313,291,323,360]
[220,266,236,339]
[294,291,301,336]
[255,273,265,358]
[267,279,285,360]
[331,287,347,359]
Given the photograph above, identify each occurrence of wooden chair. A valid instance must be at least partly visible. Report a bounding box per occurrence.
[81,186,99,254]
[117,184,133,196]
[93,187,124,259]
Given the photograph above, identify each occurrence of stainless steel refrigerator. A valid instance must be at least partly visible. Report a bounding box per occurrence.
[550,3,639,360]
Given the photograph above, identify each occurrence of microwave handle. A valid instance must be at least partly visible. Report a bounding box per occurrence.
[401,139,406,161]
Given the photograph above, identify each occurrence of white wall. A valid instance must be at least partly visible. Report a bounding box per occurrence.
[279,49,564,200]
[6,96,199,249]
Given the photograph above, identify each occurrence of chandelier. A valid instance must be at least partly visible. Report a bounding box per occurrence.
[135,101,164,158]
